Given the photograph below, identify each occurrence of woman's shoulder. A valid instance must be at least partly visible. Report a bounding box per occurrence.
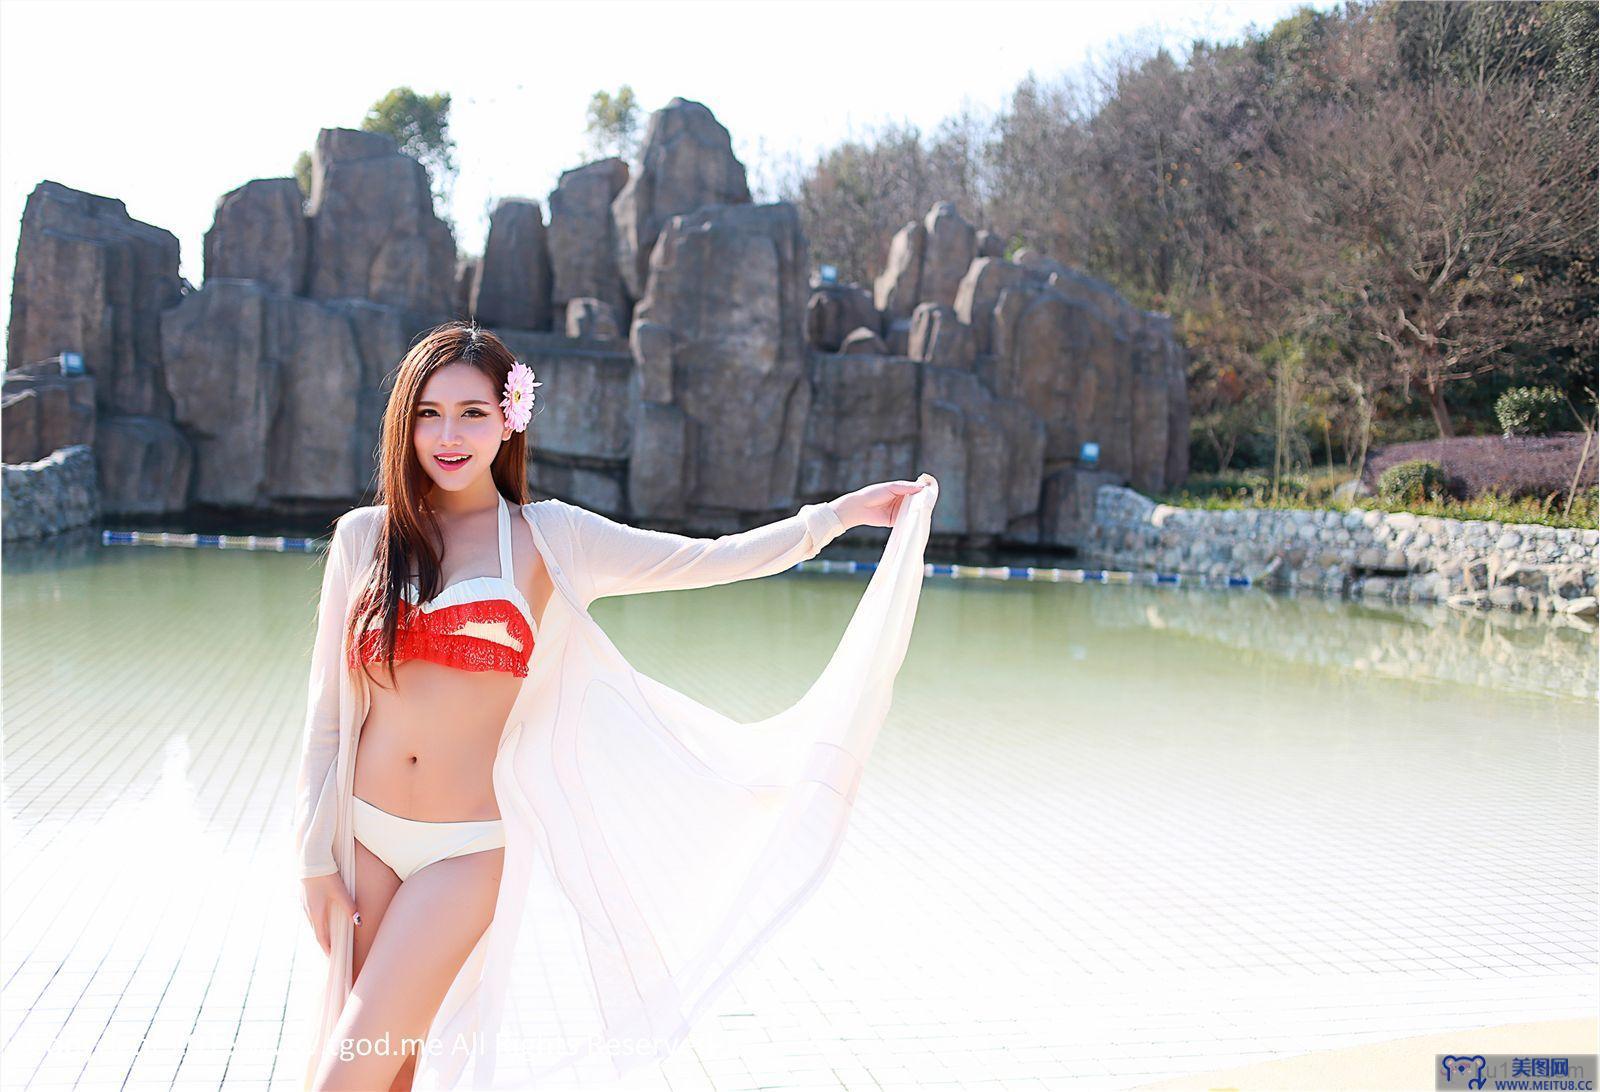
[332,504,386,548]
[337,503,384,528]
[521,496,574,521]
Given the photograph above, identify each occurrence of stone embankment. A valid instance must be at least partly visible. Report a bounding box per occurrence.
[1086,485,1599,618]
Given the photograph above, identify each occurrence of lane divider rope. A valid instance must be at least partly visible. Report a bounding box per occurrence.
[101,529,1252,587]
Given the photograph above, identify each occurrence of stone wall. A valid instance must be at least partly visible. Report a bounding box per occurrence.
[3,444,98,540]
[1085,485,1600,618]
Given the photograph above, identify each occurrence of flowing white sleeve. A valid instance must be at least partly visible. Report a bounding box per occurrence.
[415,478,940,1090]
[562,499,849,606]
[291,514,353,880]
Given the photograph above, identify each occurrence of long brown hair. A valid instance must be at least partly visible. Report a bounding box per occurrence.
[343,320,536,688]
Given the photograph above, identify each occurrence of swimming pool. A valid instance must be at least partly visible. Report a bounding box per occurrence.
[3,539,1595,1089]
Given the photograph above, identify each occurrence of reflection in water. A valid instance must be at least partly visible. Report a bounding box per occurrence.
[1084,583,1597,702]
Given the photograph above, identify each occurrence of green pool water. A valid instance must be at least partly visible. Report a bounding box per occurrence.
[1,538,1595,1090]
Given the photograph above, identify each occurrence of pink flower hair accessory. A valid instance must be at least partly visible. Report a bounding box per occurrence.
[501,360,541,433]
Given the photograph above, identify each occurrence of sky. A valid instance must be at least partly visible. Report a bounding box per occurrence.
[0,0,1331,347]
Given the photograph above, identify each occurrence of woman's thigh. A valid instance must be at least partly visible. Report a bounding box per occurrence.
[313,847,504,1092]
[351,838,401,979]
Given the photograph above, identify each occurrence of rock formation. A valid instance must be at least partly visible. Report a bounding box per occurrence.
[918,202,977,311]
[611,97,751,302]
[472,197,552,331]
[564,298,619,341]
[204,178,307,295]
[6,181,182,421]
[873,218,925,324]
[305,128,456,313]
[627,202,810,518]
[4,100,1190,554]
[806,282,878,353]
[811,200,1191,537]
[548,158,628,331]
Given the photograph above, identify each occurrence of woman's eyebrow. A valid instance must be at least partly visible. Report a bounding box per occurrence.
[418,398,494,406]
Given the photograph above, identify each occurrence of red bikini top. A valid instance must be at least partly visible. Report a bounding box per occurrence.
[351,493,537,678]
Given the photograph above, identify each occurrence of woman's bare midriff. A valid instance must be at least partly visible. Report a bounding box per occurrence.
[352,661,522,821]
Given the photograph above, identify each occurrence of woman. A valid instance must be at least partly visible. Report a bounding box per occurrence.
[293,320,939,1090]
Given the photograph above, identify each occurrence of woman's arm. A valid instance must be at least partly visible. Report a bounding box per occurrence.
[290,512,354,879]
[560,498,850,606]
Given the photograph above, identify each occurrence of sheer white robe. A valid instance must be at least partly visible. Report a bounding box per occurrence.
[290,474,939,1088]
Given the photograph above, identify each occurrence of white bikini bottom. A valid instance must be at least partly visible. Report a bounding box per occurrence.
[352,795,506,883]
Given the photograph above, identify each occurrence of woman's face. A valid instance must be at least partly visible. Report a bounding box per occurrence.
[412,362,511,492]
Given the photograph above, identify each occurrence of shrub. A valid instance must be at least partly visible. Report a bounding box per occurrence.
[1377,459,1447,503]
[1154,468,1595,529]
[1494,386,1565,437]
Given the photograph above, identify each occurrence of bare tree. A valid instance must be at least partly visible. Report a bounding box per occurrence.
[1256,74,1596,437]
[775,119,990,284]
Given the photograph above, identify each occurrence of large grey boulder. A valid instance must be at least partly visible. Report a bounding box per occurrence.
[492,332,634,465]
[204,177,307,295]
[1,369,96,462]
[954,257,1027,355]
[991,281,1131,474]
[1039,466,1124,548]
[6,180,182,419]
[529,461,626,513]
[612,98,751,301]
[908,302,975,369]
[1047,266,1143,335]
[334,298,431,489]
[472,198,552,331]
[1013,248,1073,285]
[627,202,810,517]
[806,282,880,352]
[627,400,688,519]
[96,416,192,515]
[918,202,977,311]
[800,352,919,497]
[160,279,368,505]
[873,218,924,323]
[919,363,1045,537]
[839,327,889,355]
[548,158,629,330]
[160,280,283,506]
[305,127,456,314]
[453,255,477,318]
[565,298,619,341]
[948,246,1190,493]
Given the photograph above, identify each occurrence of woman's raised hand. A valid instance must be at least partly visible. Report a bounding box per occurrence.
[831,475,935,530]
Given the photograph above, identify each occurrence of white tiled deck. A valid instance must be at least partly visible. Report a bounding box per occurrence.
[2,543,1595,1090]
